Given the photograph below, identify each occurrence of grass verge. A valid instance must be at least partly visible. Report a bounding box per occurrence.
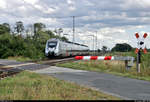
[6,56,48,62]
[57,60,150,81]
[0,71,120,100]
[7,56,32,62]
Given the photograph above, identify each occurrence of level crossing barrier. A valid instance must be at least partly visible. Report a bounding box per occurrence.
[75,56,135,70]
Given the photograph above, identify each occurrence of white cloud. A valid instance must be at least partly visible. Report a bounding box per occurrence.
[18,5,26,11]
[34,4,42,10]
[0,0,6,9]
[123,0,150,9]
[44,8,56,14]
[69,6,76,11]
[24,0,38,5]
[67,0,74,5]
[83,0,94,6]
[98,27,126,36]
[114,39,128,43]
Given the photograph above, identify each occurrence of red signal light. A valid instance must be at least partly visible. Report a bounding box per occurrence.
[135,48,139,54]
[143,48,147,54]
[143,33,148,38]
[135,33,139,38]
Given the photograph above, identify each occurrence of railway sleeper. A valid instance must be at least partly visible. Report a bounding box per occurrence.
[0,69,22,80]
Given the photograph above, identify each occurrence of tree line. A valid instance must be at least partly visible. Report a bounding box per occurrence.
[0,21,68,59]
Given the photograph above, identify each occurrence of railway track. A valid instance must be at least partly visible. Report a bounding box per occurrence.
[0,57,76,79]
[38,57,76,66]
[0,67,23,80]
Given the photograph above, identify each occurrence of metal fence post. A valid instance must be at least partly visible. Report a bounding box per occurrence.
[125,60,128,70]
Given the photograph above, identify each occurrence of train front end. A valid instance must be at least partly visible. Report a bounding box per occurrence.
[45,39,59,57]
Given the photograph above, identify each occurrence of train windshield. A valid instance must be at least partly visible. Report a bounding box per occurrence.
[48,42,57,48]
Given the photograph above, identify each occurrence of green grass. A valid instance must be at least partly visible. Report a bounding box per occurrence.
[0,71,120,100]
[6,56,48,62]
[7,56,32,62]
[57,52,150,81]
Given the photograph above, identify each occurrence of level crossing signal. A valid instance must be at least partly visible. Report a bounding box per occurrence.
[135,33,148,54]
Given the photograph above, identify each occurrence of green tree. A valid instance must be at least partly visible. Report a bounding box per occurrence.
[102,46,107,53]
[111,43,133,52]
[45,30,55,37]
[37,31,50,43]
[33,23,46,40]
[61,36,68,41]
[98,49,101,53]
[15,21,24,35]
[0,24,10,35]
[2,23,10,32]
[34,23,45,34]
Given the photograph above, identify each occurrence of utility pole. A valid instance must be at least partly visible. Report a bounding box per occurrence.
[88,34,95,55]
[93,35,95,55]
[72,16,75,43]
[96,31,98,54]
[71,16,82,43]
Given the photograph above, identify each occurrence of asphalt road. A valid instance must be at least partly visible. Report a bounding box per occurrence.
[34,66,150,100]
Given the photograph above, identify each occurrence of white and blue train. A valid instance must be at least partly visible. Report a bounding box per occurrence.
[45,38,89,57]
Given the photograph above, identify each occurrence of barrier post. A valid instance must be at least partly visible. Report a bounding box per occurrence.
[125,60,128,70]
[137,49,141,73]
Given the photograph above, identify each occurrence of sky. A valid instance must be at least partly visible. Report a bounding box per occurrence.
[0,0,150,50]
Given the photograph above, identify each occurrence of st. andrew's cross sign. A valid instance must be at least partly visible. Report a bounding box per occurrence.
[135,32,148,54]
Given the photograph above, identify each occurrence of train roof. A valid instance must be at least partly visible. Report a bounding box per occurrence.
[47,38,59,42]
[64,40,88,47]
[47,38,88,47]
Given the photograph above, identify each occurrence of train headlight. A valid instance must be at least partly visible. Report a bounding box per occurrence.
[48,47,55,52]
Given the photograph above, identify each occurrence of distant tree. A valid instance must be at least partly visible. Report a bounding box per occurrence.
[102,46,108,53]
[2,23,10,32]
[33,23,46,39]
[111,43,133,52]
[54,28,63,37]
[15,21,24,35]
[61,36,68,41]
[0,24,10,35]
[34,23,46,34]
[98,49,101,53]
[45,30,55,37]
[58,28,63,36]
[37,31,50,44]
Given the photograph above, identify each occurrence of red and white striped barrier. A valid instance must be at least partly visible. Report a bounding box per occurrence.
[75,56,114,60]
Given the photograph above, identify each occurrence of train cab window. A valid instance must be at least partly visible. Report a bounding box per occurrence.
[48,42,57,48]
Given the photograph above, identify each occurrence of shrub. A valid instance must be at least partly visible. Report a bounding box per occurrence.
[0,34,45,59]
